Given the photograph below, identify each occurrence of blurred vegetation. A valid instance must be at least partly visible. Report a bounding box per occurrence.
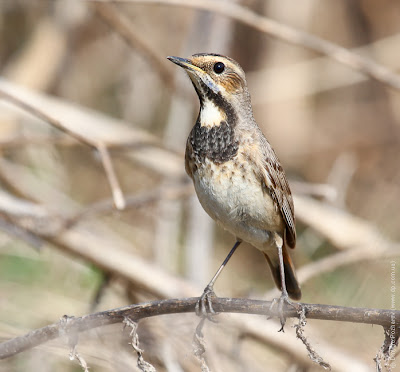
[0,0,399,371]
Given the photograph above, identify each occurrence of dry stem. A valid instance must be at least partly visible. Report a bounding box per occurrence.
[1,297,399,360]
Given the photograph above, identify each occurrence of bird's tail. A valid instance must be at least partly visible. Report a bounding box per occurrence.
[264,246,301,300]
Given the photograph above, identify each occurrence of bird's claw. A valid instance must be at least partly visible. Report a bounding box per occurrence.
[269,293,299,332]
[195,285,218,321]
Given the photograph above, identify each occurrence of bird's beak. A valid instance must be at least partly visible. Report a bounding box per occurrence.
[167,55,220,94]
[167,56,204,74]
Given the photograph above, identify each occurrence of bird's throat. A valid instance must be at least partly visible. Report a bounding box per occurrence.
[200,100,226,128]
[189,83,240,163]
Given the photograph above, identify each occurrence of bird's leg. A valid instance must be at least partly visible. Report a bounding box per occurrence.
[196,240,242,318]
[274,244,299,332]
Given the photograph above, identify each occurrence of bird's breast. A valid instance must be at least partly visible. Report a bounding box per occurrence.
[191,153,284,250]
[189,117,239,164]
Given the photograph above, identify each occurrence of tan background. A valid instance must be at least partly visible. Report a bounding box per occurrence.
[0,1,399,371]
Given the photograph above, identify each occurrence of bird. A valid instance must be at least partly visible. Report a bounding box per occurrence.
[167,53,301,328]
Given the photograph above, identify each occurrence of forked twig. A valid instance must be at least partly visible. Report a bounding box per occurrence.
[0,88,126,210]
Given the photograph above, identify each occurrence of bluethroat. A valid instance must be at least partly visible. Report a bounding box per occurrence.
[168,53,301,328]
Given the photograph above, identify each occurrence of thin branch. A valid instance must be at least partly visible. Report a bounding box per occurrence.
[294,307,331,370]
[294,194,396,252]
[69,345,90,372]
[0,88,126,210]
[247,33,400,104]
[105,0,400,91]
[64,181,192,227]
[0,297,398,360]
[0,134,76,149]
[96,142,125,210]
[0,215,43,249]
[297,246,399,285]
[0,78,184,179]
[124,318,157,372]
[290,181,337,202]
[0,89,92,146]
[91,1,174,89]
[375,326,399,372]
[192,318,211,372]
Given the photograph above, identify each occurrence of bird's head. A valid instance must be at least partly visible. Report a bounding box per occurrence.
[167,53,247,95]
[168,53,252,125]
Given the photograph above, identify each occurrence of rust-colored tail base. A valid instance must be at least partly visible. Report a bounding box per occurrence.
[264,247,301,300]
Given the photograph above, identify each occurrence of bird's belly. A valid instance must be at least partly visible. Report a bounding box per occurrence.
[192,159,283,250]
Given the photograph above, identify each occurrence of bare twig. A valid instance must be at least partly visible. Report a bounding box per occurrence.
[266,234,399,301]
[96,142,125,209]
[375,326,400,372]
[0,215,43,249]
[64,182,193,228]
[0,134,76,149]
[124,317,156,372]
[92,1,174,89]
[290,181,337,202]
[0,88,126,210]
[0,78,181,177]
[104,0,400,91]
[294,306,331,370]
[64,181,192,227]
[1,297,399,360]
[297,246,399,286]
[69,345,90,372]
[3,18,67,91]
[294,194,394,252]
[0,89,92,146]
[247,33,400,104]
[192,318,211,372]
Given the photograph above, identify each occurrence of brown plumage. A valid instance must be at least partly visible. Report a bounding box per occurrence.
[168,53,301,307]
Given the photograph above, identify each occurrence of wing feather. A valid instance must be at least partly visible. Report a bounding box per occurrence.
[262,144,296,248]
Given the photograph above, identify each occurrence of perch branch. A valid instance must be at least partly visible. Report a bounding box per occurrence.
[1,297,398,360]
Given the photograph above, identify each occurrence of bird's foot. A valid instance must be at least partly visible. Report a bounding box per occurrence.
[269,292,300,332]
[195,284,218,321]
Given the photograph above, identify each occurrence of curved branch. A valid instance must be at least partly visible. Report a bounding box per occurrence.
[1,297,399,360]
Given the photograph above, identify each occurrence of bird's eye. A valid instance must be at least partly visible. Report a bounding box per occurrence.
[213,62,225,74]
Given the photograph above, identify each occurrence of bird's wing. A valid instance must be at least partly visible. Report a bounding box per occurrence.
[263,146,296,249]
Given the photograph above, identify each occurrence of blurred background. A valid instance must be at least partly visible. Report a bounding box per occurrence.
[0,0,399,371]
